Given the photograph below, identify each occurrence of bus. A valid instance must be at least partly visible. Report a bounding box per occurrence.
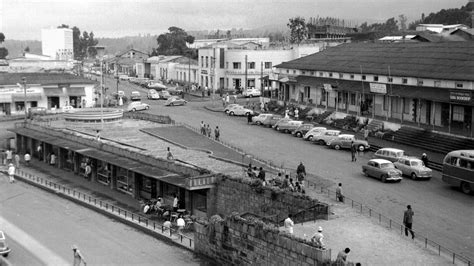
[442,150,474,194]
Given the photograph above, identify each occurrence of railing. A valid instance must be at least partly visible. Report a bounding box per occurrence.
[304,178,472,266]
[10,168,195,250]
[123,112,173,124]
[186,174,217,189]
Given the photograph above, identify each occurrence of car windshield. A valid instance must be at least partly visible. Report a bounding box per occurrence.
[380,163,394,169]
[396,151,404,157]
[411,160,423,167]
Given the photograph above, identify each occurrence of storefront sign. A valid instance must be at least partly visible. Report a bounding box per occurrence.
[369,83,387,94]
[0,87,40,94]
[323,84,333,92]
[201,70,208,74]
[450,90,472,103]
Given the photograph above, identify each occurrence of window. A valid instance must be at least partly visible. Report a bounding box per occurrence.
[350,74,355,79]
[205,56,209,68]
[383,96,389,111]
[201,56,204,67]
[319,72,324,76]
[402,78,408,84]
[329,73,333,77]
[233,62,241,69]
[350,93,356,105]
[362,75,366,80]
[247,79,255,88]
[452,106,464,122]
[302,71,306,75]
[455,82,463,88]
[286,70,289,73]
[403,98,410,113]
[338,73,343,78]
[248,62,255,69]
[310,71,315,76]
[293,70,296,74]
[388,77,393,83]
[264,62,272,69]
[391,97,400,113]
[434,80,441,87]
[304,86,310,98]
[225,62,229,69]
[374,76,379,81]
[417,79,423,86]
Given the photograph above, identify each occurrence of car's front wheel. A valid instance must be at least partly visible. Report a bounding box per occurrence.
[256,121,262,125]
[307,135,313,141]
[411,173,417,180]
[229,111,234,116]
[358,145,365,152]
[363,169,369,177]
[245,112,250,116]
[381,174,387,183]
[460,182,472,194]
[145,106,150,110]
[334,144,341,150]
[296,132,302,137]
[318,140,325,145]
[132,108,136,112]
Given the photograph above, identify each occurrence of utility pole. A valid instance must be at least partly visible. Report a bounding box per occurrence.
[188,56,191,88]
[260,62,264,96]
[22,77,27,123]
[100,60,104,129]
[244,55,248,91]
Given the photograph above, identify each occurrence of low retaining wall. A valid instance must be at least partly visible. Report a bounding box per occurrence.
[194,214,331,265]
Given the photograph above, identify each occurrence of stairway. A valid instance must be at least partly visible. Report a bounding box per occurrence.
[366,120,384,132]
[391,126,474,154]
[313,111,333,124]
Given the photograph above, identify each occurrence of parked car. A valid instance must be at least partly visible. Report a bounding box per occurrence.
[119,74,131,81]
[118,90,125,97]
[292,124,314,137]
[312,130,341,145]
[126,101,150,112]
[373,148,406,162]
[303,127,327,141]
[327,134,370,152]
[252,113,273,125]
[147,89,160,100]
[227,105,254,116]
[61,105,76,113]
[224,104,242,114]
[165,96,187,106]
[362,159,403,183]
[167,87,183,95]
[158,90,172,100]
[261,115,283,127]
[393,157,433,180]
[242,87,261,97]
[147,81,167,90]
[0,231,11,257]
[130,91,141,101]
[29,106,47,116]
[274,120,303,133]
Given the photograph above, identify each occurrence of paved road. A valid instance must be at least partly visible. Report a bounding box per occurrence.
[0,173,209,265]
[114,89,473,261]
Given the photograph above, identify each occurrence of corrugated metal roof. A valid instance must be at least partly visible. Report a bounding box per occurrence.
[275,42,474,81]
[0,73,96,86]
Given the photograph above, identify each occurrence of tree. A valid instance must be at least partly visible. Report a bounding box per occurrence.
[398,14,408,31]
[0,33,5,43]
[0,32,8,59]
[24,46,30,53]
[287,17,307,44]
[155,27,196,58]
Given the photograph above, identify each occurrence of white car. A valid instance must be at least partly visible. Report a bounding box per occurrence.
[303,127,327,141]
[127,102,150,112]
[312,130,341,145]
[252,113,273,125]
[373,148,406,163]
[119,74,131,81]
[242,88,261,97]
[0,231,11,257]
[147,81,167,90]
[227,105,253,116]
[61,105,75,113]
[224,104,242,114]
[393,157,432,180]
[147,89,160,100]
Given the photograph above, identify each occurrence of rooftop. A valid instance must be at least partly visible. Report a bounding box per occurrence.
[0,73,95,86]
[275,42,474,81]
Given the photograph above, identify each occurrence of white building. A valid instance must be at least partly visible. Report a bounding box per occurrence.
[198,41,327,92]
[41,28,74,60]
[415,24,469,33]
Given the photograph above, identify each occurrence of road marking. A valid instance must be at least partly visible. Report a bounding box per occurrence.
[0,216,69,265]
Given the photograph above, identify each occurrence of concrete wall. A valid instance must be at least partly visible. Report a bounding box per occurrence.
[194,214,331,265]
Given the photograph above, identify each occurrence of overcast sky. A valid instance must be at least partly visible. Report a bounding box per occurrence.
[0,0,468,40]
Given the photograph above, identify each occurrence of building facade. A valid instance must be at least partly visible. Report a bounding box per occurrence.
[274,42,474,136]
[41,28,74,60]
[0,73,96,116]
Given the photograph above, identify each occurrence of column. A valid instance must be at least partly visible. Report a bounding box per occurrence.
[57,148,63,169]
[132,172,139,199]
[184,190,191,210]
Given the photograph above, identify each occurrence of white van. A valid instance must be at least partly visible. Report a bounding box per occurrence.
[242,88,261,97]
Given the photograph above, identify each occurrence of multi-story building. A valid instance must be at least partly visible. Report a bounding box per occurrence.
[198,41,328,92]
[105,48,149,76]
[41,28,74,60]
[274,42,474,136]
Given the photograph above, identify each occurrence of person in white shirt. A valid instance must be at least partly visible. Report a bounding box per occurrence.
[24,152,31,165]
[176,215,186,234]
[284,214,294,234]
[7,163,15,183]
[311,226,325,249]
[173,195,179,212]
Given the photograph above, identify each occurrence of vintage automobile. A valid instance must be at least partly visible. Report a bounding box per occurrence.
[0,231,11,257]
[373,148,406,162]
[118,74,131,81]
[274,120,303,133]
[158,90,172,100]
[303,127,327,141]
[146,81,167,90]
[242,87,261,97]
[261,115,284,127]
[164,96,187,106]
[61,105,76,113]
[252,113,274,125]
[227,105,254,116]
[393,157,433,180]
[224,104,242,114]
[130,91,141,101]
[327,134,370,152]
[147,89,160,100]
[312,130,341,145]
[28,106,47,116]
[291,124,314,138]
[126,101,150,112]
[362,159,403,183]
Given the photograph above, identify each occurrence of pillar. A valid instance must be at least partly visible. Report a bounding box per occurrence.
[132,172,139,199]
[57,148,63,169]
[185,190,191,211]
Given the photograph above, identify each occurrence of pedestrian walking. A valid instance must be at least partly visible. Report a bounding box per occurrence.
[311,226,325,249]
[207,124,211,137]
[336,248,351,265]
[257,167,266,181]
[421,153,429,168]
[72,245,87,266]
[403,205,415,239]
[350,141,357,162]
[363,127,370,141]
[50,152,56,166]
[7,163,15,183]
[284,214,294,234]
[336,183,344,203]
[296,162,306,187]
[95,130,101,141]
[222,97,226,107]
[5,149,12,164]
[247,112,253,124]
[294,108,299,119]
[166,147,174,160]
[24,152,31,166]
[14,153,20,168]
[233,94,237,103]
[285,108,289,118]
[225,93,230,105]
[173,194,179,212]
[200,121,205,135]
[214,126,220,141]
[37,144,42,161]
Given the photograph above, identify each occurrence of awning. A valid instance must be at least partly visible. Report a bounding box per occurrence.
[67,87,85,96]
[12,93,42,101]
[43,88,63,96]
[0,94,12,103]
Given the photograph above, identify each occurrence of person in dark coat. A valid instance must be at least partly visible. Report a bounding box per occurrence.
[247,112,253,124]
[257,167,266,181]
[350,141,357,162]
[421,153,429,168]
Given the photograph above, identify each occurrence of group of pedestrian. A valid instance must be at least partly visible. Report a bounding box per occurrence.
[200,121,221,141]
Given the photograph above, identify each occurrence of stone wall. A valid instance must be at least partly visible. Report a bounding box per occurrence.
[194,214,331,265]
[209,175,329,223]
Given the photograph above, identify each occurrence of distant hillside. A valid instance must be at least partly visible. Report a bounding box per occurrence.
[3,40,42,58]
[96,34,158,55]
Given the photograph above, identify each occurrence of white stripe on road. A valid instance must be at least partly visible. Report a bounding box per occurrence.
[0,216,69,265]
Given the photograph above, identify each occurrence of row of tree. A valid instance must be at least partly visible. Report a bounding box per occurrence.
[0,33,8,59]
[152,26,197,59]
[57,24,98,60]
